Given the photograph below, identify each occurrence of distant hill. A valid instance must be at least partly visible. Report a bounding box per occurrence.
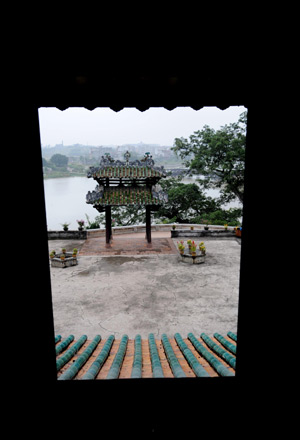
[42,143,184,178]
[42,143,184,163]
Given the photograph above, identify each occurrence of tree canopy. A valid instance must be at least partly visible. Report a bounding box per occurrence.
[50,153,69,167]
[154,177,221,223]
[172,111,247,204]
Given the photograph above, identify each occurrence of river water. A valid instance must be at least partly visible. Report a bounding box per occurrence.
[43,175,241,230]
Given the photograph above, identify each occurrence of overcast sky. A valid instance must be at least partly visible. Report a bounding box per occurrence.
[38,106,247,147]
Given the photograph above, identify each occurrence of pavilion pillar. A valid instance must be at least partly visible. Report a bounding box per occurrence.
[105,206,112,244]
[145,205,151,243]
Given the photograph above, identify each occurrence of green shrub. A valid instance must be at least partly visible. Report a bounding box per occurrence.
[85,213,103,229]
[191,208,242,226]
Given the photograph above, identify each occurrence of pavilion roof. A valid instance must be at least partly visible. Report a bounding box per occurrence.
[87,165,165,180]
[87,152,167,180]
[86,185,167,207]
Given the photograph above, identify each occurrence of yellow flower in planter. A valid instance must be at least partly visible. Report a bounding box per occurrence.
[199,245,206,255]
[177,242,185,257]
[177,241,185,251]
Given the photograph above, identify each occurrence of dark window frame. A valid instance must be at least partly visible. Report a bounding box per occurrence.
[19,73,270,424]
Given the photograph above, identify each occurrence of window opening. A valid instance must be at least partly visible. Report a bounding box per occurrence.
[38,106,247,379]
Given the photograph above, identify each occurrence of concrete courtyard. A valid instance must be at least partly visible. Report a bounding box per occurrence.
[48,233,241,339]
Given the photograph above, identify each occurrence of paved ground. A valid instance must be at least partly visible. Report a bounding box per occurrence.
[48,232,241,339]
[79,233,177,255]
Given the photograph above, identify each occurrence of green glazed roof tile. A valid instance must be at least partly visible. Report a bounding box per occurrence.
[92,187,161,206]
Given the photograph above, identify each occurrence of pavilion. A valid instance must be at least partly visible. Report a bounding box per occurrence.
[86,151,168,244]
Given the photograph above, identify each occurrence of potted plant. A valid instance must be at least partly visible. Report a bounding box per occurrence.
[49,251,55,259]
[187,239,192,250]
[177,241,185,255]
[190,225,194,230]
[62,248,66,254]
[61,222,70,231]
[190,241,197,256]
[199,244,206,255]
[172,224,176,230]
[77,219,85,231]
[72,248,78,258]
[60,253,66,261]
[235,226,242,237]
[203,220,209,231]
[224,224,228,231]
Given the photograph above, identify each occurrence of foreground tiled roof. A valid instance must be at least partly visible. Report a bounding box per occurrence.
[56,332,237,380]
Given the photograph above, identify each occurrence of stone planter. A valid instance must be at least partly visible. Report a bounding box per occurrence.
[171,229,235,239]
[50,252,78,268]
[48,230,87,240]
[179,250,206,264]
[180,253,205,264]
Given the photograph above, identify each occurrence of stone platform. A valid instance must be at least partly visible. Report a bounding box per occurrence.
[49,234,241,339]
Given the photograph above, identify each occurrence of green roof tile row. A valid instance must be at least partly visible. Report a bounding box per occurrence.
[56,332,237,380]
[93,187,160,206]
[91,166,164,179]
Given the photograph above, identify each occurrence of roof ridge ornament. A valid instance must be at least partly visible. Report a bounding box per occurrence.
[99,153,114,167]
[124,150,131,166]
[86,184,104,204]
[88,152,167,177]
[141,152,154,167]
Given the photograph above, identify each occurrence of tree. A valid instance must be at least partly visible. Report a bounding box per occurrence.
[111,206,146,226]
[42,157,50,167]
[85,206,146,228]
[172,111,247,204]
[191,207,243,226]
[50,153,68,167]
[154,177,221,223]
